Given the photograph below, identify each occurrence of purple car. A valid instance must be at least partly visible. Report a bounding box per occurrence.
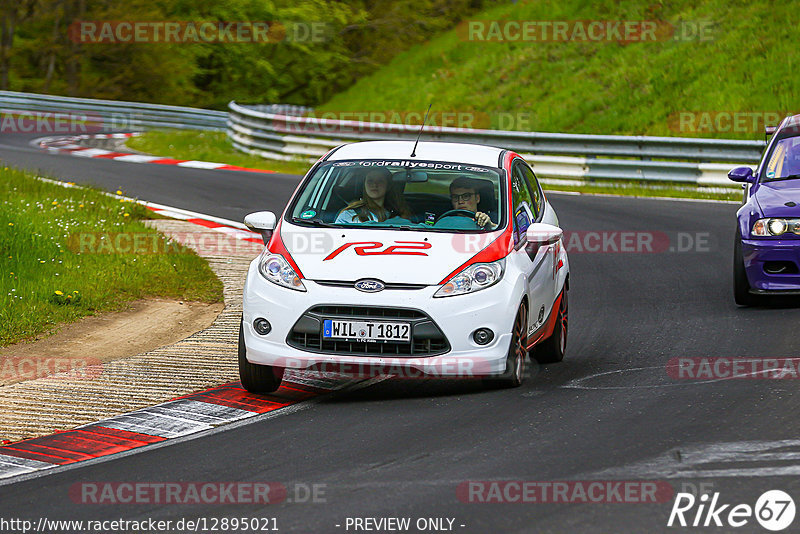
[729,115,800,305]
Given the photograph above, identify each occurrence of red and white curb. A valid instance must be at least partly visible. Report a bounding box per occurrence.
[0,375,364,481]
[0,184,376,482]
[143,202,265,244]
[34,133,276,174]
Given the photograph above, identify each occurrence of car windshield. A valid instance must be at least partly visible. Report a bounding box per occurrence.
[763,136,800,181]
[288,159,505,233]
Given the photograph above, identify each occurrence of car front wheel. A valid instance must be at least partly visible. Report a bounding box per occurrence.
[483,305,527,389]
[238,318,284,393]
[531,289,567,364]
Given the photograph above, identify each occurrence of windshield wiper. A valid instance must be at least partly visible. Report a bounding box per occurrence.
[292,217,341,228]
[768,174,800,182]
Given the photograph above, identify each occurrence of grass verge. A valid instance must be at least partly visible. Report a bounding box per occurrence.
[0,165,223,346]
[542,181,741,202]
[319,0,794,141]
[126,130,313,176]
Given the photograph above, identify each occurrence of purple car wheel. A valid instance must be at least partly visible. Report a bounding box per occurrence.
[733,229,755,306]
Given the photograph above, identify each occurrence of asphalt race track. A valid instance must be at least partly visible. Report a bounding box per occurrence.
[1,133,799,533]
[0,134,303,221]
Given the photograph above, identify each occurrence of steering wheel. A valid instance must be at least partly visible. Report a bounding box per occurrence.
[435,209,476,223]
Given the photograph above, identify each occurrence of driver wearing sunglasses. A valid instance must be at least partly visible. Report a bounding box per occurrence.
[449,176,496,229]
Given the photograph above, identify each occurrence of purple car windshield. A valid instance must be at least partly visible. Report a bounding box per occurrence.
[764,136,800,181]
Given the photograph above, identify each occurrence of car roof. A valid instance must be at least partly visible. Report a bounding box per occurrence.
[770,114,800,141]
[326,141,505,168]
[784,114,800,129]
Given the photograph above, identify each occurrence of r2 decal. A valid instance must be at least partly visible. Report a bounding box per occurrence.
[323,241,432,261]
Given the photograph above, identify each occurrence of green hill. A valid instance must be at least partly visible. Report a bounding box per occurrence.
[320,0,798,139]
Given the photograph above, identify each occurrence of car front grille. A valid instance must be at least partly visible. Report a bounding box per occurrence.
[287,305,450,357]
[314,280,427,290]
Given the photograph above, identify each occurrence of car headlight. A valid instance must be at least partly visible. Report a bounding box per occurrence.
[258,252,306,291]
[434,259,504,298]
[752,218,800,237]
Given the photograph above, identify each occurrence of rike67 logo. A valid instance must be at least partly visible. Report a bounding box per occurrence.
[668,490,795,531]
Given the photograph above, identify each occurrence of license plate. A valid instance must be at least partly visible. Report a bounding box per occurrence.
[323,319,411,343]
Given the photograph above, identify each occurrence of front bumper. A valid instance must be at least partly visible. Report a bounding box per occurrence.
[241,259,524,378]
[742,238,800,291]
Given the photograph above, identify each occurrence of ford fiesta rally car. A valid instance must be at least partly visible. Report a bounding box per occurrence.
[239,141,570,392]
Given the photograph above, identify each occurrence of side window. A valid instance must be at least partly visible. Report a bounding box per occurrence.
[518,163,543,218]
[511,162,535,245]
[294,166,333,213]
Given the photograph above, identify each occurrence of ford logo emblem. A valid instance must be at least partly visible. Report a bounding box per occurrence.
[354,279,385,293]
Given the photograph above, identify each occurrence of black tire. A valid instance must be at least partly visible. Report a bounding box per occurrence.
[483,305,527,389]
[531,290,568,364]
[733,228,756,306]
[238,319,283,393]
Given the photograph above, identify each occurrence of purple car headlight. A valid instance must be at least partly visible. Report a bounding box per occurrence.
[752,218,800,237]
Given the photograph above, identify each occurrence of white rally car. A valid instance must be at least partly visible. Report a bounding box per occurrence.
[240,141,569,391]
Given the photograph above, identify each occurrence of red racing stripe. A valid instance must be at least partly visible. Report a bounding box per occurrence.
[267,218,304,278]
[525,290,564,350]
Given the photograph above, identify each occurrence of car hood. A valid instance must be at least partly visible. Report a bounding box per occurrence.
[754,180,800,217]
[279,222,505,285]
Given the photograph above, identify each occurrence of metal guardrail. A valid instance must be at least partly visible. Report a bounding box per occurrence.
[0,90,227,131]
[228,100,767,187]
[0,91,766,188]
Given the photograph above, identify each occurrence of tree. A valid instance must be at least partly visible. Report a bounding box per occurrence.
[0,0,37,89]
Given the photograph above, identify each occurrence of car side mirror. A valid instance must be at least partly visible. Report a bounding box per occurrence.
[244,211,277,244]
[728,166,755,183]
[526,223,563,253]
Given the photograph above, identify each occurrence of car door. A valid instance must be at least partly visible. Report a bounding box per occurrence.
[518,161,560,301]
[510,159,555,337]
